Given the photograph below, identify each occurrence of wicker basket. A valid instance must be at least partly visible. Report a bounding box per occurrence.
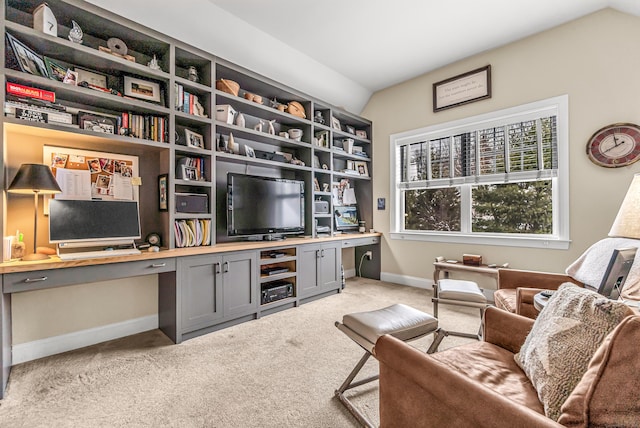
[216,79,240,96]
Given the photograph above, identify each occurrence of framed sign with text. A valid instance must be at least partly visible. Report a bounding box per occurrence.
[433,65,491,112]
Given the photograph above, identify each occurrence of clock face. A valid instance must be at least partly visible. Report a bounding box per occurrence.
[587,123,640,168]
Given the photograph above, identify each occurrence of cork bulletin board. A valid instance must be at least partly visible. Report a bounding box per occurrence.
[43,145,139,202]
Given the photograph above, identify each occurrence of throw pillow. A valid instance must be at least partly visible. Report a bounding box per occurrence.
[514,282,632,421]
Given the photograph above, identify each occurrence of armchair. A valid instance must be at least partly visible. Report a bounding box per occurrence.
[494,268,582,318]
[375,305,640,427]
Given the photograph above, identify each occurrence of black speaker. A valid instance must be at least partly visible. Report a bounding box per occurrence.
[175,193,208,213]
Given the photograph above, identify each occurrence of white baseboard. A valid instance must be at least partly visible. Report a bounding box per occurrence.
[12,315,158,365]
[344,268,356,278]
[380,272,433,289]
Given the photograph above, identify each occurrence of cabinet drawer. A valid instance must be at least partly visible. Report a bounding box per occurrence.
[3,258,176,293]
[341,236,379,248]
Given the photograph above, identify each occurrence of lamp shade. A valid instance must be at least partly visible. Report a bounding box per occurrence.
[609,173,640,239]
[7,164,61,195]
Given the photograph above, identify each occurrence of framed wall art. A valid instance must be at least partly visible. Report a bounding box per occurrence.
[433,65,491,112]
[158,174,168,211]
[185,129,204,149]
[6,32,48,78]
[124,76,161,103]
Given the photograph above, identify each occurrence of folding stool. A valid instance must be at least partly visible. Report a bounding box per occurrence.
[432,278,488,339]
[335,303,447,428]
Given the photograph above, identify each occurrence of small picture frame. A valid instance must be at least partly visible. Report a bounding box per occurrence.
[124,76,161,103]
[313,155,321,169]
[355,161,369,177]
[315,130,329,148]
[331,117,341,131]
[245,145,255,157]
[355,129,368,139]
[78,111,116,134]
[75,67,108,88]
[345,125,355,135]
[181,165,198,181]
[63,69,78,85]
[185,129,204,149]
[6,32,48,78]
[44,56,70,82]
[158,174,168,211]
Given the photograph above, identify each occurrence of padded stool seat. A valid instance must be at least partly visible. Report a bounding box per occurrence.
[433,278,488,339]
[437,279,487,303]
[335,304,446,427]
[342,303,439,346]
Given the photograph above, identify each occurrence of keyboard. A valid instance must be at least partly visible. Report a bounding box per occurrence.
[58,248,142,261]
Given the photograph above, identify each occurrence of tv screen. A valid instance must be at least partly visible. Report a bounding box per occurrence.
[227,173,305,236]
[334,205,358,231]
[49,199,141,243]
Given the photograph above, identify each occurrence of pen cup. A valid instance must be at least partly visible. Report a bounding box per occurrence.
[3,236,13,262]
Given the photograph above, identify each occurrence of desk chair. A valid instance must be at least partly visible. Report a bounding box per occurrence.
[335,304,446,427]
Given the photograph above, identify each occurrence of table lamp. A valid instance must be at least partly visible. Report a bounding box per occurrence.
[7,163,62,261]
[609,173,640,239]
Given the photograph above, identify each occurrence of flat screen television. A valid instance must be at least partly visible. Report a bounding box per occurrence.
[334,205,359,232]
[49,199,141,244]
[596,247,637,300]
[227,173,305,237]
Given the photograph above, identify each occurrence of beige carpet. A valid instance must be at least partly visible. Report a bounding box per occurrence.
[0,278,480,427]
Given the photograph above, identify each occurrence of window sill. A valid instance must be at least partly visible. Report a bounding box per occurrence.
[390,231,570,250]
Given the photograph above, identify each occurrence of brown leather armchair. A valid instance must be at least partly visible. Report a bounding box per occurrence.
[493,268,582,318]
[374,307,640,427]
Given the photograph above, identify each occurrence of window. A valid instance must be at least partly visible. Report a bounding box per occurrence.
[390,95,569,249]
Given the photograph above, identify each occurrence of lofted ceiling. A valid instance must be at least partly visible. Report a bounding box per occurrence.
[89,0,640,113]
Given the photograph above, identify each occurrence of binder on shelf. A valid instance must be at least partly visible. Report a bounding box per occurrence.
[174,219,211,248]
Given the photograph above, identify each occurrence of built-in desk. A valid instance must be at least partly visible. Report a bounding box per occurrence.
[0,233,381,398]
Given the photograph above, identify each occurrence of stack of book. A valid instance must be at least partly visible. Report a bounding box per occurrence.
[4,82,75,127]
[174,219,211,247]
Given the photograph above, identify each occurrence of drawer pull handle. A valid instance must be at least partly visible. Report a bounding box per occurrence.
[151,263,166,268]
[24,276,48,283]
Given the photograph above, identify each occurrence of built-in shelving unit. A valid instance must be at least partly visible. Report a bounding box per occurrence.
[0,0,372,255]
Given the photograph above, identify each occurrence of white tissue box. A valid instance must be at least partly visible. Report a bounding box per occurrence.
[215,104,236,124]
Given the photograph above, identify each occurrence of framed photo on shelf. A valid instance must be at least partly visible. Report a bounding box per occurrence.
[345,125,355,135]
[331,117,341,131]
[158,174,168,211]
[78,111,117,134]
[6,32,48,78]
[245,145,255,157]
[181,165,198,181]
[123,76,161,103]
[44,56,70,82]
[355,161,369,177]
[185,129,204,149]
[355,129,367,139]
[75,67,108,88]
[63,69,78,85]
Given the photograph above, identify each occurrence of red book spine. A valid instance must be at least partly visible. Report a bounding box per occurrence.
[6,82,55,103]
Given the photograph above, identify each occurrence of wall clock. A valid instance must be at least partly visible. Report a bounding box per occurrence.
[586,123,640,168]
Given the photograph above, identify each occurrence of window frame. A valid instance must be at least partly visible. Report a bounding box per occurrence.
[389,95,570,249]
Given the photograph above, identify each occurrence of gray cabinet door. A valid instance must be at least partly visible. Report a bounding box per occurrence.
[179,254,223,333]
[222,251,257,317]
[318,243,341,291]
[298,244,321,297]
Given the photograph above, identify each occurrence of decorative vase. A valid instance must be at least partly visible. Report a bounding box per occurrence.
[235,112,245,128]
[68,20,83,44]
[187,66,199,83]
[147,54,162,71]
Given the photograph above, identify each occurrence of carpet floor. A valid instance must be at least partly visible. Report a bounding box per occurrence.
[0,278,480,427]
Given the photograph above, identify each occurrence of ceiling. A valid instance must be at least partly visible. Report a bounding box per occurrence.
[206,0,640,111]
[89,0,640,113]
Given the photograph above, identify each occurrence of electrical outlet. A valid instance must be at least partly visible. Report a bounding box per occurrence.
[365,251,372,260]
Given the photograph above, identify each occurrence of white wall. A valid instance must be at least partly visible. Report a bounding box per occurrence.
[361,9,640,287]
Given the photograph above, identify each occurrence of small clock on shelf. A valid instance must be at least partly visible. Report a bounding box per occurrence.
[586,123,640,168]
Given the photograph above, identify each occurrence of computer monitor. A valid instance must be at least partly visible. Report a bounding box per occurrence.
[597,247,637,300]
[334,205,358,232]
[49,199,141,244]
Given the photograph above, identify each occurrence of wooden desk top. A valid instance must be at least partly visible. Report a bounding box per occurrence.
[0,233,382,274]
